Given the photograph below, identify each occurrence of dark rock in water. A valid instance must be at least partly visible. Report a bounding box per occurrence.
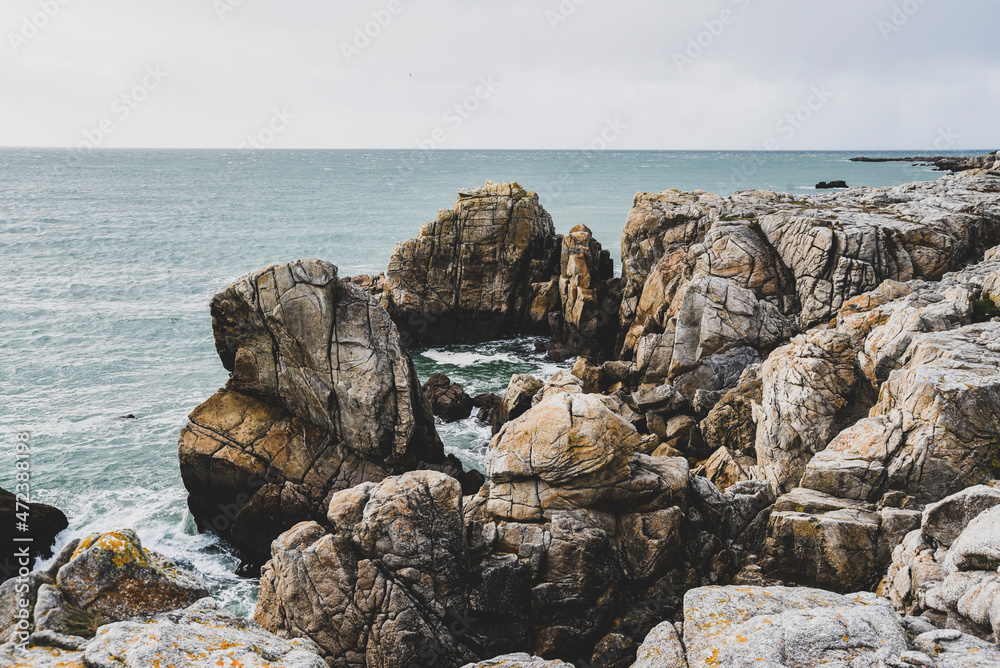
[0,487,68,576]
[178,258,455,567]
[473,393,504,432]
[816,180,848,189]
[117,414,136,419]
[382,182,561,346]
[422,373,474,423]
[546,338,575,362]
[850,150,1000,173]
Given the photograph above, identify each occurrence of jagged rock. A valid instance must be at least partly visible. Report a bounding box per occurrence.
[383,182,560,346]
[619,170,1000,393]
[761,489,882,592]
[948,505,1000,571]
[55,530,208,627]
[571,356,603,394]
[681,586,909,667]
[484,393,662,522]
[342,272,385,296]
[811,323,1000,505]
[552,224,619,361]
[589,632,637,668]
[423,374,474,423]
[0,487,68,576]
[528,279,561,332]
[699,363,761,456]
[179,259,448,564]
[752,330,858,493]
[531,371,584,407]
[699,447,755,491]
[0,530,207,647]
[816,180,848,189]
[501,374,543,425]
[630,621,686,668]
[473,393,504,432]
[881,494,1000,644]
[255,471,478,668]
[922,485,1000,547]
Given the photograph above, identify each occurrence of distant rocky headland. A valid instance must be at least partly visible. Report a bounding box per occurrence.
[5,159,1000,666]
[851,149,1000,173]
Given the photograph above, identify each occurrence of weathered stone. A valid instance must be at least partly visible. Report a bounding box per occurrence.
[256,471,478,668]
[180,258,447,564]
[383,182,559,345]
[682,586,909,667]
[699,447,755,491]
[531,371,584,406]
[554,224,619,361]
[948,506,1000,572]
[502,374,544,424]
[54,530,208,624]
[80,598,325,668]
[922,485,1000,548]
[699,363,761,456]
[762,489,882,592]
[0,488,68,570]
[460,655,573,668]
[752,330,858,493]
[423,373,474,423]
[630,621,687,668]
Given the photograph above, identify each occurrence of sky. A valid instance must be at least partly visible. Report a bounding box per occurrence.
[1,0,998,150]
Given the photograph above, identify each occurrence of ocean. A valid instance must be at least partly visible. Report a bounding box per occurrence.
[0,148,974,614]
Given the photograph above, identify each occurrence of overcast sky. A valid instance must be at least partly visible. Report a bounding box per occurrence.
[2,0,998,150]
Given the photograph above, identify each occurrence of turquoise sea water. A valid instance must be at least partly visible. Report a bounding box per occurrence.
[0,148,976,614]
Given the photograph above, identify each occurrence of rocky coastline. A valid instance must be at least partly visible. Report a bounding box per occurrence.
[850,150,1000,174]
[5,162,1000,666]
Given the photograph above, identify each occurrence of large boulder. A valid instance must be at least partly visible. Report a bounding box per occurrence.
[255,471,479,668]
[0,487,68,579]
[423,373,475,423]
[0,530,208,645]
[382,182,560,346]
[179,259,450,565]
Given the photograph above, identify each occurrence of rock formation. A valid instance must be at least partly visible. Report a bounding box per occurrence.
[0,487,68,578]
[0,597,325,667]
[422,373,474,423]
[618,168,1000,402]
[547,224,621,362]
[0,530,208,645]
[382,182,560,346]
[253,388,774,667]
[178,258,456,566]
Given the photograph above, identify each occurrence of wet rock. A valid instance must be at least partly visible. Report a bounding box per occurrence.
[0,487,68,571]
[423,373,475,423]
[473,393,505,432]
